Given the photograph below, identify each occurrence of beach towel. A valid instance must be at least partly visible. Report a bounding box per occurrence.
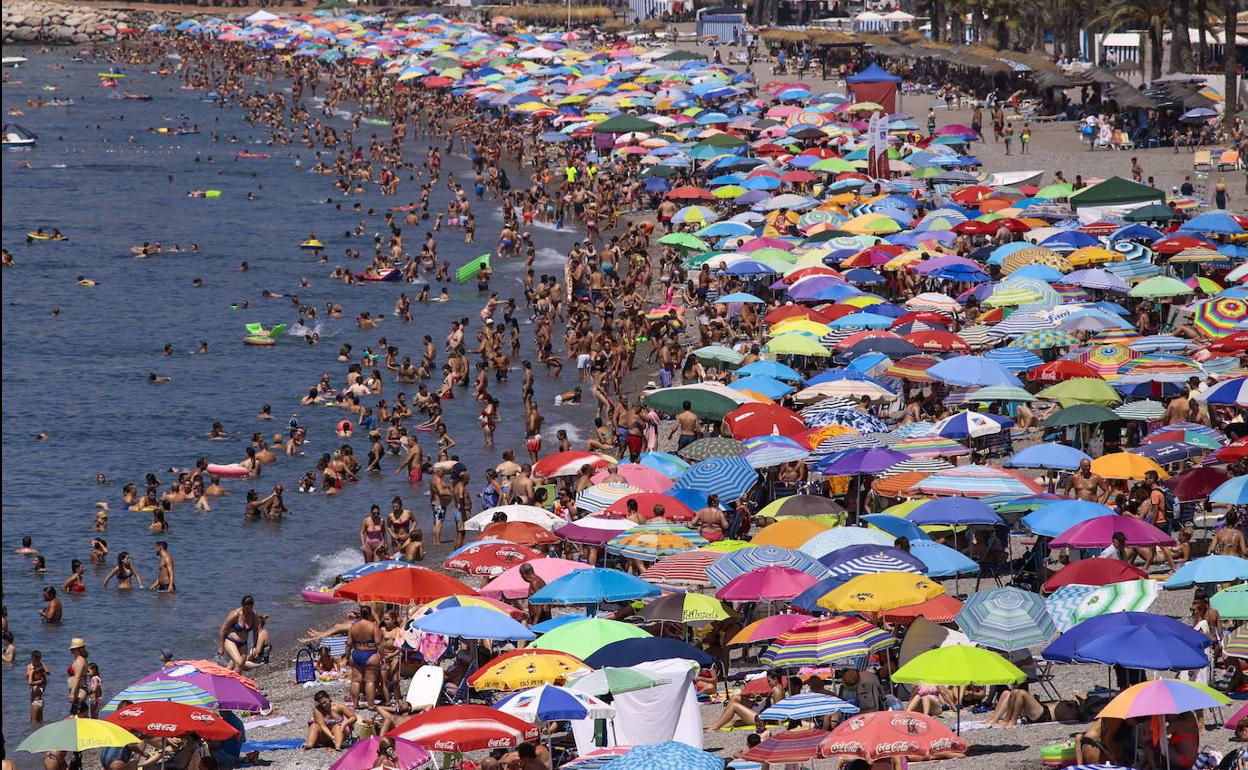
[241,716,291,730]
[240,738,304,752]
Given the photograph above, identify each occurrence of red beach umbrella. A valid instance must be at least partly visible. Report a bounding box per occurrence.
[723,402,806,438]
[533,451,613,479]
[106,702,239,741]
[903,330,970,353]
[393,705,539,752]
[743,729,828,764]
[603,492,695,522]
[1027,360,1102,383]
[478,521,561,546]
[333,566,476,604]
[1165,466,1230,500]
[1041,557,1148,593]
[820,711,967,761]
[443,541,543,577]
[665,186,714,200]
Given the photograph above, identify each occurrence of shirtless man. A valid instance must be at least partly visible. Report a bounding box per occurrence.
[668,401,702,451]
[429,466,452,544]
[151,541,175,593]
[524,403,544,462]
[510,465,535,505]
[623,406,645,463]
[1064,459,1110,503]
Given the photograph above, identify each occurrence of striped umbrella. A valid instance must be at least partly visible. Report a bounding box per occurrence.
[885,355,939,382]
[742,729,828,764]
[741,436,811,468]
[639,550,720,588]
[606,524,708,562]
[798,397,861,424]
[761,616,896,667]
[888,422,938,439]
[966,385,1037,402]
[575,483,644,514]
[800,527,895,559]
[1128,335,1197,353]
[956,586,1057,651]
[983,347,1044,373]
[1001,247,1071,274]
[1110,240,1152,261]
[1046,579,1160,632]
[1144,422,1227,445]
[913,465,1043,498]
[877,457,958,477]
[1106,257,1161,282]
[707,545,828,587]
[1225,626,1248,659]
[672,457,758,501]
[101,679,218,716]
[1010,329,1079,350]
[1078,345,1138,379]
[800,407,888,433]
[957,324,996,349]
[988,312,1050,337]
[1044,585,1100,632]
[809,433,888,461]
[638,452,690,479]
[821,545,927,579]
[1065,268,1130,292]
[1193,297,1248,337]
[759,693,860,721]
[678,437,746,461]
[1114,400,1165,421]
[1067,246,1123,266]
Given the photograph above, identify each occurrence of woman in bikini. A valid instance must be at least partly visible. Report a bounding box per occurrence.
[61,559,86,594]
[27,649,47,723]
[360,505,387,563]
[218,595,259,673]
[387,497,422,562]
[102,552,143,590]
[347,606,383,709]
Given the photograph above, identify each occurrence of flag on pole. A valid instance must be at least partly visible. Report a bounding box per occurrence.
[456,253,491,284]
[867,112,890,180]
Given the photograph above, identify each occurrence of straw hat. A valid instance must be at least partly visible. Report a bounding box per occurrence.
[69,638,87,651]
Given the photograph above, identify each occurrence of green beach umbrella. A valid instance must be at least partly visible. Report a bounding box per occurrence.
[593,114,660,133]
[892,645,1026,687]
[1037,378,1121,407]
[1124,203,1179,223]
[1035,183,1074,200]
[765,333,830,357]
[692,345,744,365]
[1212,584,1248,619]
[810,158,857,173]
[1129,275,1194,298]
[1042,403,1123,427]
[567,667,670,696]
[643,383,747,421]
[678,436,747,461]
[657,232,710,251]
[712,185,747,199]
[533,618,650,659]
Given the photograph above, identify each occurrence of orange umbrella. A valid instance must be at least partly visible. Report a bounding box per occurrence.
[882,593,964,625]
[479,521,561,546]
[871,471,934,498]
[333,566,475,604]
[751,518,830,548]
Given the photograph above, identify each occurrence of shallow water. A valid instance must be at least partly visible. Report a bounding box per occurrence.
[2,48,593,744]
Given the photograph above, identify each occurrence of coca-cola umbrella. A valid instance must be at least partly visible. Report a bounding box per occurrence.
[442,541,542,577]
[393,705,539,752]
[105,701,238,741]
[819,711,967,761]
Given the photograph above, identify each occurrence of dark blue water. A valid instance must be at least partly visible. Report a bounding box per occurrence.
[2,48,591,744]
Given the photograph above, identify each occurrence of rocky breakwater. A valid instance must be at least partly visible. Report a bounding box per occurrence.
[4,1,149,44]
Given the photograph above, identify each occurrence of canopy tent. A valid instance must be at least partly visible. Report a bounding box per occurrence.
[846,64,901,114]
[1069,176,1166,224]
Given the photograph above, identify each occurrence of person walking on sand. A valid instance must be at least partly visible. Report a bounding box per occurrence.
[1020,122,1031,155]
[1131,157,1143,183]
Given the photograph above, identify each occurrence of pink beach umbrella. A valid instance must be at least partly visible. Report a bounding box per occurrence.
[715,566,820,602]
[1048,514,1176,549]
[591,464,674,492]
[480,558,590,600]
[328,737,432,770]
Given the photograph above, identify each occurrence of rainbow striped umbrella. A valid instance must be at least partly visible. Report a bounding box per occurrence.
[1099,679,1229,719]
[1078,344,1138,379]
[761,616,896,667]
[912,464,1042,498]
[884,354,939,382]
[101,679,218,716]
[1225,625,1248,658]
[1193,297,1248,337]
[741,728,828,764]
[876,457,958,477]
[639,550,719,588]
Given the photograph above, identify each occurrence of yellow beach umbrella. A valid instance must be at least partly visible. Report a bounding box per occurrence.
[1090,452,1169,480]
[816,572,945,613]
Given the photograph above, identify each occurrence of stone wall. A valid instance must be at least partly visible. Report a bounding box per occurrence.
[3,0,155,44]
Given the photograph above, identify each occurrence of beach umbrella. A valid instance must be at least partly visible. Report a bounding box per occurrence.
[1163,555,1248,589]
[738,360,803,380]
[1201,377,1248,406]
[411,595,523,622]
[1099,679,1229,719]
[467,649,588,691]
[327,737,432,770]
[927,410,1012,439]
[608,742,721,770]
[443,541,542,577]
[706,544,827,586]
[760,693,860,721]
[927,355,1022,387]
[819,544,927,578]
[892,645,1026,686]
[908,497,1003,526]
[724,402,806,438]
[956,586,1057,651]
[393,705,539,752]
[672,456,757,501]
[1042,403,1123,427]
[134,663,267,713]
[1005,443,1092,470]
[909,540,979,577]
[751,518,832,549]
[104,702,239,741]
[607,524,708,562]
[1192,297,1248,338]
[566,667,670,697]
[1166,467,1230,502]
[815,447,910,475]
[1038,377,1121,407]
[637,451,690,479]
[1114,400,1167,421]
[532,451,615,479]
[1212,584,1248,620]
[800,526,895,559]
[761,615,896,667]
[480,558,588,600]
[637,592,730,624]
[1129,275,1194,298]
[16,720,140,754]
[584,637,714,668]
[493,684,614,723]
[333,565,475,604]
[818,710,967,762]
[100,679,218,716]
[639,550,719,587]
[1050,515,1175,548]
[602,492,692,521]
[742,436,811,468]
[1041,557,1146,593]
[743,728,828,764]
[411,606,535,641]
[1090,452,1167,480]
[643,382,749,421]
[1022,500,1115,538]
[912,464,1042,498]
[716,565,820,601]
[1045,579,1161,632]
[1042,612,1211,669]
[729,613,818,645]
[532,618,650,660]
[478,521,561,546]
[816,572,943,613]
[657,232,711,250]
[677,436,746,461]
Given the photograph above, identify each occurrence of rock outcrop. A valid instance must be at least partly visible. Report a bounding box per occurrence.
[3,1,154,44]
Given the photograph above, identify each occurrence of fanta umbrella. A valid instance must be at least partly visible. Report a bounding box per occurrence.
[467,649,588,691]
[607,741,722,770]
[1050,514,1175,548]
[1099,679,1229,719]
[759,693,860,721]
[816,572,944,613]
[328,736,432,770]
[1042,612,1211,669]
[729,613,817,645]
[742,728,828,764]
[716,565,820,601]
[1045,579,1160,632]
[1213,584,1248,620]
[17,720,140,753]
[1162,555,1248,589]
[393,705,540,752]
[607,524,708,561]
[891,645,1026,687]
[584,636,714,668]
[480,558,589,600]
[532,451,616,479]
[1041,557,1147,593]
[566,667,670,697]
[640,550,719,587]
[1022,500,1115,538]
[956,586,1057,651]
[637,592,730,624]
[818,710,967,761]
[706,544,828,586]
[530,567,659,605]
[101,679,218,716]
[761,616,896,667]
[411,606,535,641]
[532,618,650,660]
[105,702,239,741]
[493,684,615,723]
[751,518,830,548]
[443,541,542,577]
[1090,452,1168,480]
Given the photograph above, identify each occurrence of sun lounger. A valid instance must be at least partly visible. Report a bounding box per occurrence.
[1193,149,1213,170]
[1218,150,1241,171]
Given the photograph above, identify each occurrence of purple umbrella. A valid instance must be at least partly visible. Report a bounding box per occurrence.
[554,522,620,545]
[329,737,432,770]
[136,664,269,712]
[814,447,910,475]
[1049,514,1176,549]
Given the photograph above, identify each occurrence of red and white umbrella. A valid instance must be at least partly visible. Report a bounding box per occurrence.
[393,705,539,752]
[442,541,542,577]
[533,451,615,479]
[105,702,238,741]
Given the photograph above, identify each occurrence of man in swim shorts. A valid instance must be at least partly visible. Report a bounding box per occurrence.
[429,466,451,545]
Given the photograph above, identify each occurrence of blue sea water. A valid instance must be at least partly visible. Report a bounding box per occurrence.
[2,48,592,746]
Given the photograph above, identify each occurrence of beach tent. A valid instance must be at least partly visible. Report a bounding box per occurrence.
[245,10,279,23]
[846,64,902,114]
[1069,176,1165,224]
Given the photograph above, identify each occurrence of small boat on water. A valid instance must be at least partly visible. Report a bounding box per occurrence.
[3,123,37,147]
[2,56,28,67]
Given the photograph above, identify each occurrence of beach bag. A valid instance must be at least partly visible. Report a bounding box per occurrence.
[1040,739,1076,767]
[294,648,316,685]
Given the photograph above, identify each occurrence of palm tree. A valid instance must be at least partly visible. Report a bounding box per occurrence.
[1227,0,1240,115]
[1170,0,1195,71]
[1091,0,1171,78]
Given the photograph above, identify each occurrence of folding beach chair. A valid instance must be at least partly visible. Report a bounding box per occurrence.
[1193,150,1213,170]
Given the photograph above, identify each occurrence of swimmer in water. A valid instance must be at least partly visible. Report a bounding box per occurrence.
[149,373,172,383]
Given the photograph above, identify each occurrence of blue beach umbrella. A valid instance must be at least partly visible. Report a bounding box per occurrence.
[741,436,810,468]
[909,540,979,577]
[672,456,758,500]
[493,684,612,722]
[716,292,766,304]
[861,513,931,542]
[1162,555,1248,589]
[530,568,660,605]
[706,545,828,587]
[607,742,722,770]
[584,638,714,668]
[1042,612,1211,669]
[1180,210,1245,235]
[737,360,803,381]
[982,347,1044,373]
[818,544,927,576]
[1004,443,1092,471]
[338,560,420,582]
[1021,500,1114,537]
[530,615,586,634]
[908,497,1003,526]
[729,376,794,399]
[758,692,860,721]
[637,451,689,479]
[926,355,1023,387]
[1203,377,1248,406]
[410,606,535,641]
[1211,476,1248,505]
